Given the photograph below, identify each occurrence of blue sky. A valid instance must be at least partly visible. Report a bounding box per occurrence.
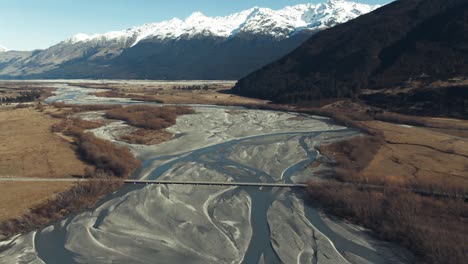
[1,0,390,51]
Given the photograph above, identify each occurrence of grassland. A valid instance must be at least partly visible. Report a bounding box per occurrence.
[0,85,140,239]
[0,106,90,179]
[85,81,267,105]
[0,81,466,262]
[0,104,93,237]
[302,100,468,264]
[0,102,138,237]
[0,182,74,222]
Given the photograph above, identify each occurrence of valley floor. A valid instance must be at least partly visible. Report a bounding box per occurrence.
[0,106,87,223]
[319,116,468,190]
[75,80,268,105]
[302,102,468,263]
[0,80,466,263]
[0,83,414,264]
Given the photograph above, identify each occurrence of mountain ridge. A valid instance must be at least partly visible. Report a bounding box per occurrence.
[233,0,468,118]
[60,0,379,47]
[0,0,380,80]
[233,0,467,99]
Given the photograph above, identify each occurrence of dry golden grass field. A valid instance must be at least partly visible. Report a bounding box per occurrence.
[0,181,73,222]
[0,107,89,178]
[0,106,90,223]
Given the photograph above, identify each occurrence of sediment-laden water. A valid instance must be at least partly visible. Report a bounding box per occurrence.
[0,85,413,264]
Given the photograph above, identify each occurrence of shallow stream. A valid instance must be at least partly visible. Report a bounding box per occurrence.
[0,85,412,264]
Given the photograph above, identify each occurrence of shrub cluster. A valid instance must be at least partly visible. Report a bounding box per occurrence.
[48,103,122,118]
[319,135,383,183]
[50,115,139,178]
[0,102,142,240]
[105,105,194,130]
[307,182,468,264]
[0,90,41,104]
[71,104,122,112]
[92,91,164,103]
[51,118,103,135]
[118,129,172,145]
[171,85,214,91]
[77,132,138,177]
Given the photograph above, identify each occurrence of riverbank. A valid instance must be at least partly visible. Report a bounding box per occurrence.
[301,100,468,263]
[0,84,419,263]
[0,82,141,238]
[0,103,133,239]
[0,99,201,240]
[0,105,88,227]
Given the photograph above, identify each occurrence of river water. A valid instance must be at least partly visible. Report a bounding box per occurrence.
[0,85,413,264]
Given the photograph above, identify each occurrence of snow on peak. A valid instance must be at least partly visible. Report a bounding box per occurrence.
[63,0,381,46]
[0,45,9,52]
[69,33,92,43]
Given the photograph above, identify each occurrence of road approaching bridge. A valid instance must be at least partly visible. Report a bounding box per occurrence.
[124,179,308,188]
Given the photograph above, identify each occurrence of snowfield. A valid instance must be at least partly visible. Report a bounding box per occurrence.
[64,0,381,47]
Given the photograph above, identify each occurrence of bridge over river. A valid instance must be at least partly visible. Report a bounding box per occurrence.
[0,85,414,264]
[0,177,307,188]
[124,179,308,188]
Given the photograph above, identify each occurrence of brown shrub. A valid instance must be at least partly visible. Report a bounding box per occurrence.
[0,104,141,240]
[50,116,137,178]
[105,105,194,130]
[307,182,468,264]
[92,91,122,98]
[70,118,103,130]
[35,103,45,112]
[118,129,172,145]
[48,109,74,119]
[15,103,33,109]
[92,91,164,103]
[320,135,383,182]
[50,120,68,133]
[71,104,122,112]
[51,118,103,135]
[38,88,55,101]
[50,102,67,109]
[77,132,139,177]
[50,103,120,117]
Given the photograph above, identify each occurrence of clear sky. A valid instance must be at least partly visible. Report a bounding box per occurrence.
[1,0,390,51]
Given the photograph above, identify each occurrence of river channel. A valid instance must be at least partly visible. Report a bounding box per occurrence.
[0,85,413,264]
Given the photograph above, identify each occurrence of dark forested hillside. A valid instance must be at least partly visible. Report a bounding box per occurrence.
[233,0,468,103]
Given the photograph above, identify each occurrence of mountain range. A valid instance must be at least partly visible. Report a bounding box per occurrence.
[233,0,468,118]
[0,0,379,80]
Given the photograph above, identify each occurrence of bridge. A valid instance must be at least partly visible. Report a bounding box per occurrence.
[0,177,307,188]
[1,178,464,200]
[123,179,308,188]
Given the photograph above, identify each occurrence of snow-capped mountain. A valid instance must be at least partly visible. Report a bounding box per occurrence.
[0,0,382,80]
[64,0,379,46]
[0,45,8,52]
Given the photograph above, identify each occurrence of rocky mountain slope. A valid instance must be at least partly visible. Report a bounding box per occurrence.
[0,0,379,80]
[233,0,468,118]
